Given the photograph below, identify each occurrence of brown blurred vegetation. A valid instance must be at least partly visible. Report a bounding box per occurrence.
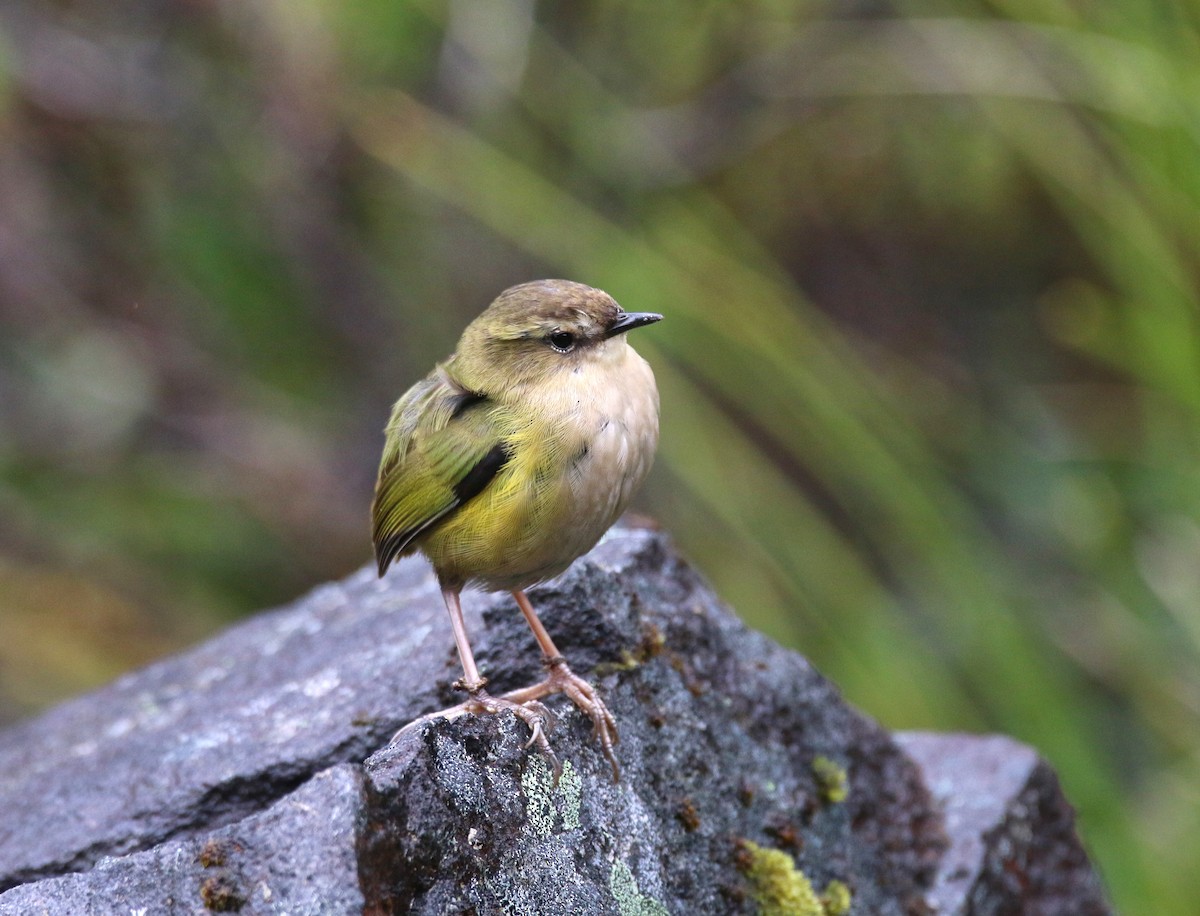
[2,1,1200,912]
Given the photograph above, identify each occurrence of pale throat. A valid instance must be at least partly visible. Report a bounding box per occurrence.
[554,340,642,424]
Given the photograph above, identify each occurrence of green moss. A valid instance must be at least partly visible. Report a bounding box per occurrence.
[811,756,849,804]
[821,879,853,915]
[609,860,670,916]
[196,839,229,868]
[739,842,824,916]
[597,624,666,675]
[200,874,245,912]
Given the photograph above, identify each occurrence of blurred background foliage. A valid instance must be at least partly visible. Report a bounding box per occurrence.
[0,0,1196,910]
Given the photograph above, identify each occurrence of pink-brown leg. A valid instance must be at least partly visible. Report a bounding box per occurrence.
[443,586,485,692]
[393,587,555,766]
[504,588,620,780]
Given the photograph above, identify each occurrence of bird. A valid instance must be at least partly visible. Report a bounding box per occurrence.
[371,279,661,778]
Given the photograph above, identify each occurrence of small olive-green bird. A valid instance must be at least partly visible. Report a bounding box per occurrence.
[372,279,661,777]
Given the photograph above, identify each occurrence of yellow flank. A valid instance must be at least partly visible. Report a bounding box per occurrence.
[422,408,568,584]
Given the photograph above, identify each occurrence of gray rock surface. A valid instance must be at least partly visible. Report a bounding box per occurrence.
[2,765,367,914]
[897,733,1111,916]
[0,526,1110,914]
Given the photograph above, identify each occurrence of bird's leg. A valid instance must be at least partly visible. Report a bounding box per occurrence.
[500,588,620,780]
[442,585,486,693]
[392,587,556,771]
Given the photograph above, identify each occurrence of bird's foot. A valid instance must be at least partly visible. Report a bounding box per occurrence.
[463,688,559,772]
[501,656,620,781]
[389,680,559,777]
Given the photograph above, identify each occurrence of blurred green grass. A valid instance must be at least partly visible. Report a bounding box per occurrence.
[1,1,1198,911]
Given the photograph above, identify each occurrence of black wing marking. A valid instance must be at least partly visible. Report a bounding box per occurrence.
[452,441,511,503]
[374,440,512,576]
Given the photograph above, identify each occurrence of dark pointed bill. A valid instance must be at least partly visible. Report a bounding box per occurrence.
[607,311,663,337]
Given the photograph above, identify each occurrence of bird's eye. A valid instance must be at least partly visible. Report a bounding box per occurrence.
[548,331,576,352]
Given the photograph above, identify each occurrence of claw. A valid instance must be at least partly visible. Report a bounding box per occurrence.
[393,688,564,774]
[500,699,558,778]
[514,700,555,748]
[498,658,621,781]
[390,659,619,780]
[524,718,543,749]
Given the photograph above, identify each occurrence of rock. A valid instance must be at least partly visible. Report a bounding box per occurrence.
[0,765,367,914]
[896,734,1112,915]
[0,527,1110,914]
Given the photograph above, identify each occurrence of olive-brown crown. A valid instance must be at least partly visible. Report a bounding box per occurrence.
[451,280,625,392]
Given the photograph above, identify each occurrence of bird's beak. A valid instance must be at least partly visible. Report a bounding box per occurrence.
[606,311,663,338]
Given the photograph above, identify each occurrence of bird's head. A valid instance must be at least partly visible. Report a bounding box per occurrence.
[452,280,661,391]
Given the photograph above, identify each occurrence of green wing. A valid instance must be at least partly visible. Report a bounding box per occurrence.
[371,367,510,575]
